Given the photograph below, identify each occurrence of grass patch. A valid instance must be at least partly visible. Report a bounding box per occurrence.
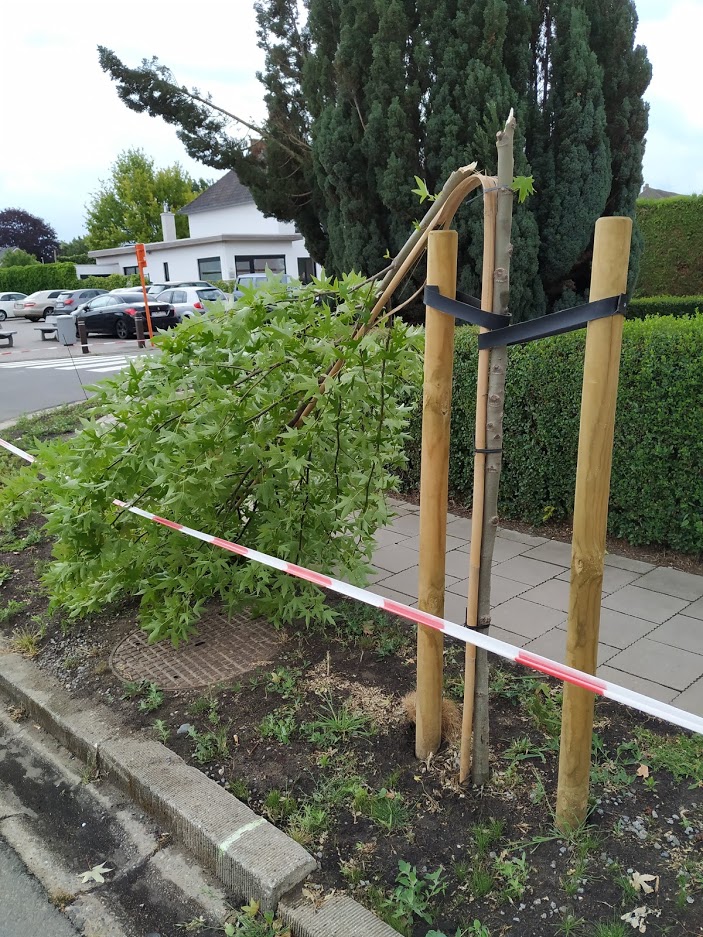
[4,402,92,445]
[300,696,373,745]
[10,622,45,657]
[0,599,29,624]
[634,727,703,782]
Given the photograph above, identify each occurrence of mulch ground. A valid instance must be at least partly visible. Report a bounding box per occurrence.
[2,519,703,937]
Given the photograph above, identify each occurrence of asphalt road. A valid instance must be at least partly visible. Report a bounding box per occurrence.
[0,839,79,937]
[0,351,156,423]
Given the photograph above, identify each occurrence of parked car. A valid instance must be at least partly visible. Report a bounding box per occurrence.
[233,273,292,299]
[15,289,65,321]
[53,288,109,315]
[156,286,230,321]
[76,292,176,339]
[0,292,26,320]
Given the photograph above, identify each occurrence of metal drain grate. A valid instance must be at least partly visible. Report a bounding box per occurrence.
[110,610,282,690]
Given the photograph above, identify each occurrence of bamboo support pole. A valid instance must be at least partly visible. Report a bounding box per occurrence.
[415,229,458,760]
[556,216,632,830]
[458,186,497,783]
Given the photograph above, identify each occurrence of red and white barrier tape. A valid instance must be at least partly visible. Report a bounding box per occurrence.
[3,433,703,737]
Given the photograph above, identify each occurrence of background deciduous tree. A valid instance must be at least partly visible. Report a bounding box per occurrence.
[85,149,210,249]
[0,248,40,268]
[0,209,58,263]
[99,0,651,317]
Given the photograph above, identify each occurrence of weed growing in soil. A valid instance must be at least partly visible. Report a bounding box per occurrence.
[152,719,171,743]
[227,778,250,802]
[188,724,230,764]
[223,900,290,936]
[9,622,45,658]
[591,922,628,937]
[287,803,328,846]
[0,563,12,584]
[0,528,44,552]
[0,599,29,623]
[259,708,297,744]
[300,696,373,745]
[265,666,302,699]
[381,860,447,933]
[634,726,703,781]
[263,790,297,822]
[138,682,164,713]
[353,786,410,832]
[492,851,530,903]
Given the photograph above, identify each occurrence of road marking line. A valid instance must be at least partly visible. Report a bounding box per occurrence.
[219,818,266,852]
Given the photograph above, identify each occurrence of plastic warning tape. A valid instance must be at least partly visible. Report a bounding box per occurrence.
[3,433,702,737]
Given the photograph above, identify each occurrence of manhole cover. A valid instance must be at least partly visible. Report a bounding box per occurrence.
[110,610,283,690]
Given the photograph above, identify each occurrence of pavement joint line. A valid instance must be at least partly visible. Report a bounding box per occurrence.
[219,818,266,852]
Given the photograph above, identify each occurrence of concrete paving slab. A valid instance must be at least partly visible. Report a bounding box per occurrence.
[400,534,467,553]
[492,555,566,586]
[373,585,417,607]
[388,513,421,536]
[605,639,703,691]
[683,597,703,621]
[491,538,531,563]
[647,615,703,656]
[555,566,642,594]
[521,579,572,613]
[635,567,703,602]
[524,629,619,666]
[366,567,395,585]
[602,585,690,623]
[378,568,460,598]
[373,528,409,548]
[496,527,548,546]
[672,677,703,715]
[443,550,473,578]
[595,665,679,704]
[523,540,572,566]
[563,608,658,650]
[489,597,566,639]
[442,590,468,623]
[446,574,529,606]
[372,544,421,573]
[445,516,473,540]
[603,553,655,574]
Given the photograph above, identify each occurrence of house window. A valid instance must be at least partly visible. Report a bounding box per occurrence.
[198,256,222,279]
[163,262,170,280]
[297,257,315,284]
[235,255,286,275]
[123,265,138,275]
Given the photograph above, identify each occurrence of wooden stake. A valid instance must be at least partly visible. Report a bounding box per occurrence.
[416,229,458,760]
[556,216,632,830]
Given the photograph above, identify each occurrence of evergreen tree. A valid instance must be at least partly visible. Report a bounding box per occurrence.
[98,0,650,314]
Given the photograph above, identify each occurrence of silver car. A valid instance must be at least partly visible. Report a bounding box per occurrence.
[156,286,230,321]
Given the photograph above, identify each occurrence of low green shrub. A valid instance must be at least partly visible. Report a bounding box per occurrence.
[628,295,702,320]
[402,315,703,553]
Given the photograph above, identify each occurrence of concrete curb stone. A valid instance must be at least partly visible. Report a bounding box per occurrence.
[0,650,314,910]
[0,647,399,934]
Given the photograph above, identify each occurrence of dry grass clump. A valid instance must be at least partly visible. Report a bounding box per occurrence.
[402,690,462,744]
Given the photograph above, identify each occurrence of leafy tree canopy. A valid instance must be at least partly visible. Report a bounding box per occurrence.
[0,248,40,268]
[0,208,58,263]
[98,0,650,317]
[85,148,211,250]
[1,276,422,644]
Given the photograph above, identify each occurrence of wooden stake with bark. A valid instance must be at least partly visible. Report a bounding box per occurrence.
[459,110,517,785]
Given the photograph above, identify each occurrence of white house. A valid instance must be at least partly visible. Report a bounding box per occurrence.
[87,171,316,284]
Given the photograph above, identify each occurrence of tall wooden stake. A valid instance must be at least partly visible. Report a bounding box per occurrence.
[556,216,632,830]
[416,229,458,760]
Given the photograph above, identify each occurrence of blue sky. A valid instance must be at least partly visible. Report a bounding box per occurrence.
[3,0,701,240]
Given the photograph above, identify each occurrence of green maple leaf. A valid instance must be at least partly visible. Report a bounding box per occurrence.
[80,862,113,884]
[411,176,435,204]
[511,175,536,203]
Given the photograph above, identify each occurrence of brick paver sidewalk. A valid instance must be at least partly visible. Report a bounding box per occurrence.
[373,498,703,716]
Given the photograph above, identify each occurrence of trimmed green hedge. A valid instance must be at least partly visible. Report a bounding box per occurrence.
[402,315,703,553]
[628,295,702,320]
[636,195,703,296]
[0,263,78,293]
[0,264,139,294]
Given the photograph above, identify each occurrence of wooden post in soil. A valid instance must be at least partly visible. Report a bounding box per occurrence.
[415,229,458,760]
[556,215,632,830]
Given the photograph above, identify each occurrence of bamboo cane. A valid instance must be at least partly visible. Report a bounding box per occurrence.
[458,184,497,783]
[555,216,632,831]
[415,229,458,759]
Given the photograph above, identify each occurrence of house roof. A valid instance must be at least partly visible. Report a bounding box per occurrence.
[88,231,302,259]
[178,171,255,215]
[639,183,680,200]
